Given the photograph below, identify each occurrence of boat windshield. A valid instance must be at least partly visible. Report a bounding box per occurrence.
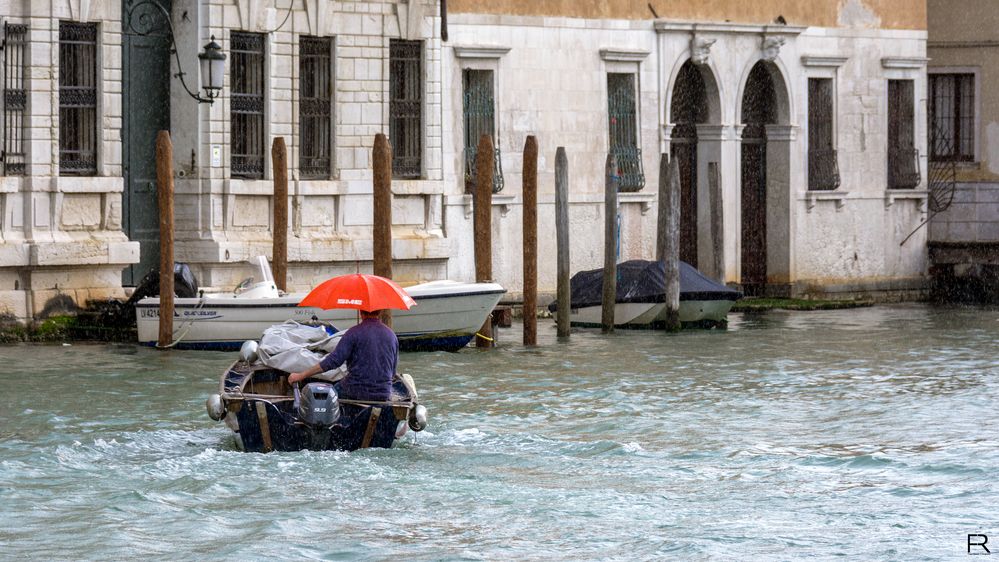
[249,255,275,285]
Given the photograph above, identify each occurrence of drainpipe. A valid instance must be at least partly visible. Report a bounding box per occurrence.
[441,0,448,42]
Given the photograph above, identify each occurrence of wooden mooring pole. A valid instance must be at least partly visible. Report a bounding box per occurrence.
[522,136,538,346]
[663,157,682,331]
[555,147,570,339]
[708,162,724,284]
[373,133,393,327]
[601,153,618,333]
[156,130,174,348]
[656,153,669,262]
[474,134,494,347]
[271,137,288,292]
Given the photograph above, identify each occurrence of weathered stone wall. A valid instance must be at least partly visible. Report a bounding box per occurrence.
[0,0,139,322]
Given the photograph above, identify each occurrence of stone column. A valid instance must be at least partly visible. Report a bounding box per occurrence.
[764,124,796,297]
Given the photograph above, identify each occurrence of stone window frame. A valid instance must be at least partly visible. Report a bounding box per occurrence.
[801,56,846,193]
[928,67,980,164]
[600,49,649,193]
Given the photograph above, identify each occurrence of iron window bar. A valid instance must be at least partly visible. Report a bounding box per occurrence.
[59,21,98,176]
[608,73,645,192]
[231,31,265,179]
[807,149,840,191]
[390,39,422,179]
[3,22,27,175]
[610,146,645,192]
[299,36,332,179]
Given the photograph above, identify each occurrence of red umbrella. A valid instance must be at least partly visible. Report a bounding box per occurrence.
[297,273,416,311]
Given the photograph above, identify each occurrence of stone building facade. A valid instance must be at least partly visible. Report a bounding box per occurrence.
[0,0,930,323]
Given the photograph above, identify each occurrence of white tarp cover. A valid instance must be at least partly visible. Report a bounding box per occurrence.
[256,320,345,375]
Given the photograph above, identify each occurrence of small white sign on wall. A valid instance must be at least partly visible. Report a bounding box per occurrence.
[211,145,222,167]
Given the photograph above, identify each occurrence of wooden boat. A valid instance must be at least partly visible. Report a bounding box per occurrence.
[207,359,427,453]
[551,259,742,328]
[136,257,505,351]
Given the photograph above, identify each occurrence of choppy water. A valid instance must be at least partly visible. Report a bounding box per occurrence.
[1,304,997,560]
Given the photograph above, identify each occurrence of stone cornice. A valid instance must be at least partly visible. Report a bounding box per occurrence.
[599,48,650,62]
[453,45,511,59]
[801,55,849,68]
[881,56,929,69]
[654,21,805,37]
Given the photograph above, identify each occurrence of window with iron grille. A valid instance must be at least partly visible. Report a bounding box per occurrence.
[929,73,974,162]
[299,36,332,179]
[462,69,503,193]
[59,21,98,176]
[887,79,919,189]
[3,23,27,175]
[807,78,839,191]
[607,73,644,192]
[231,32,265,179]
[390,39,422,178]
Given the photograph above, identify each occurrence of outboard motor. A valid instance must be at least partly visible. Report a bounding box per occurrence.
[296,382,340,426]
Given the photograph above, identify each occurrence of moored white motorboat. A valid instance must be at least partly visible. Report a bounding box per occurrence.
[136,258,505,351]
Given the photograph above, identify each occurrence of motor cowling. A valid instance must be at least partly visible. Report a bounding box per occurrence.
[408,404,427,431]
[298,382,339,426]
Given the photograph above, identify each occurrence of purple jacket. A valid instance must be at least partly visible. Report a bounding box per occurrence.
[319,318,398,401]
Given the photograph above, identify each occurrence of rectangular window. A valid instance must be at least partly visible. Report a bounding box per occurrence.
[887,79,919,189]
[3,22,27,175]
[299,36,332,179]
[59,21,98,176]
[231,31,265,179]
[607,73,644,192]
[929,73,974,162]
[389,39,422,178]
[807,78,838,191]
[462,69,503,193]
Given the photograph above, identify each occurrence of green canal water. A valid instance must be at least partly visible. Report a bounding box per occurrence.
[1,304,997,560]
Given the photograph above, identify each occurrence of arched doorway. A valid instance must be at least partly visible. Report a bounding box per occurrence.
[670,60,708,267]
[740,62,779,296]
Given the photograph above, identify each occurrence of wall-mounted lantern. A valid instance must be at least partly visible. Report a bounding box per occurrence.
[126,1,226,104]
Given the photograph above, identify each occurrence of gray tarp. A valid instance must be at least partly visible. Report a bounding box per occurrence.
[256,320,346,376]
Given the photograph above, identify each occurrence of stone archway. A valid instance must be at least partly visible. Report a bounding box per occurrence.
[668,59,722,271]
[670,60,707,267]
[739,60,792,297]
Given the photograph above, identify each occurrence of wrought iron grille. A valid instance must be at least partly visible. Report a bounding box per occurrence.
[888,79,918,189]
[59,21,98,176]
[231,32,265,179]
[299,36,332,179]
[3,23,27,175]
[463,69,503,193]
[607,73,644,191]
[808,149,841,191]
[888,147,920,190]
[929,73,974,162]
[390,39,422,178]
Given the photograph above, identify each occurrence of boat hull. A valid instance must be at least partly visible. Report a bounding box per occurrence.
[136,281,505,351]
[217,362,420,452]
[562,298,735,328]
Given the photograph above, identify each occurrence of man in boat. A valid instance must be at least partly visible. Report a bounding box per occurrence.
[287,309,398,402]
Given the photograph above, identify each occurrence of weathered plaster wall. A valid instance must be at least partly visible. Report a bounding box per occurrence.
[448,0,926,30]
[443,12,928,298]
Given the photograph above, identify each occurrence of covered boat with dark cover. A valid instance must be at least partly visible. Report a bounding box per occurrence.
[548,260,742,327]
